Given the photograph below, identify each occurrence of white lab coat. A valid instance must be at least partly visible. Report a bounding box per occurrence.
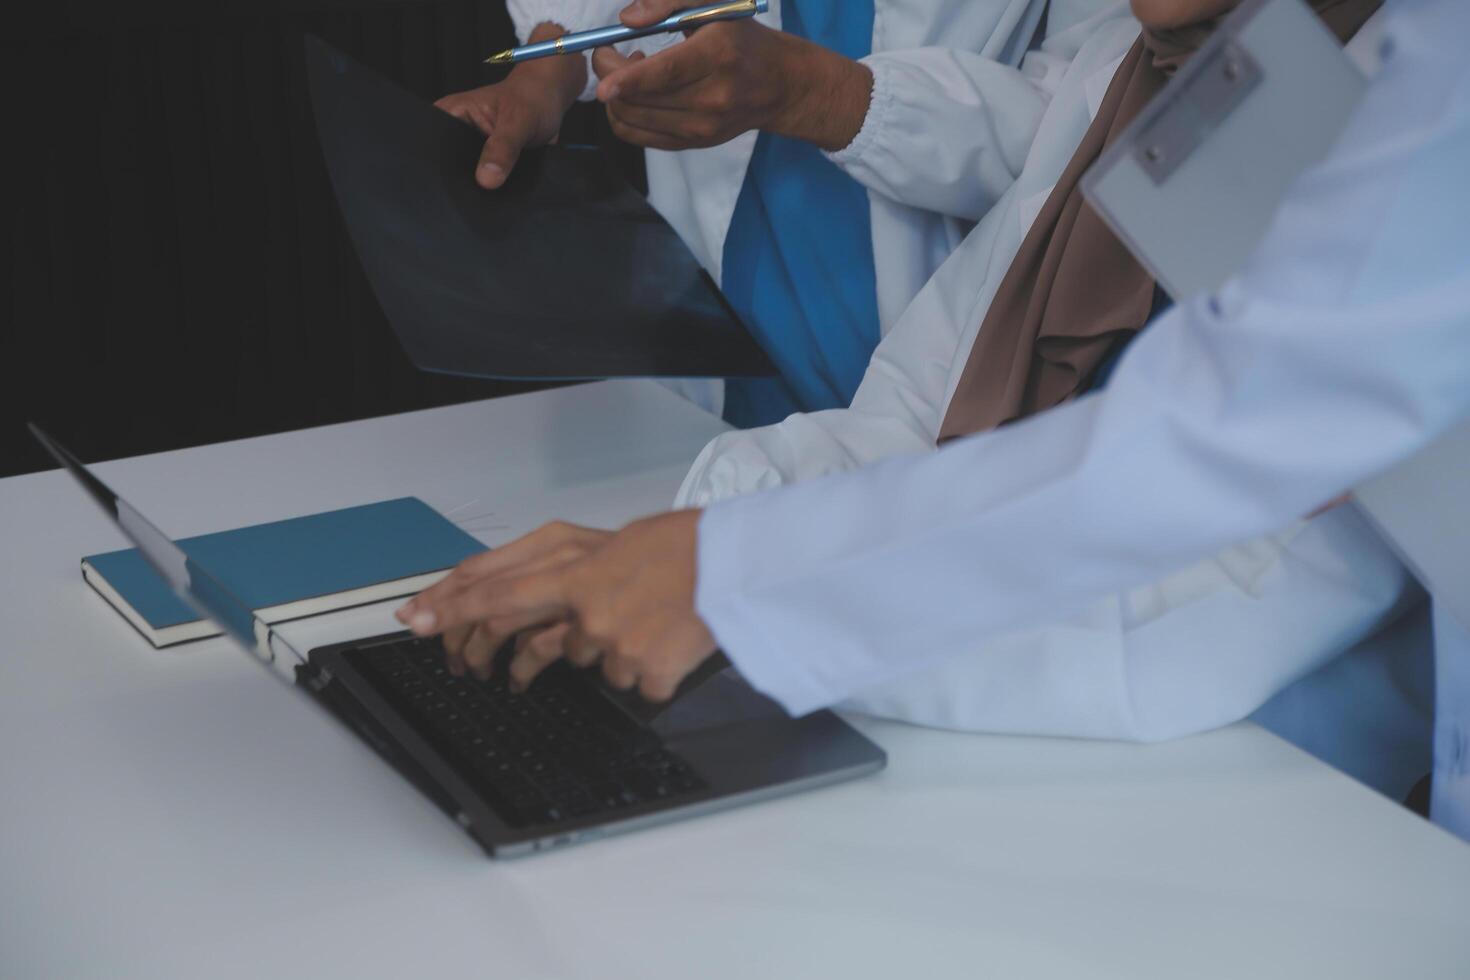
[505,0,1123,333]
[690,0,1468,830]
[678,10,1421,762]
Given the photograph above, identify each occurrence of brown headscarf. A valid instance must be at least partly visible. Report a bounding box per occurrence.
[937,0,1382,442]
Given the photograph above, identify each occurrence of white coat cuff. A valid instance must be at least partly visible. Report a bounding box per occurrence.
[674,429,786,509]
[823,56,895,169]
[695,500,833,716]
[673,440,718,508]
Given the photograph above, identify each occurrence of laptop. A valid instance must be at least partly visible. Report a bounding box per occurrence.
[31,424,886,858]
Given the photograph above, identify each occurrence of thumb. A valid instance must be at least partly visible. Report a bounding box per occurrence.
[618,0,697,28]
[475,110,533,189]
[595,50,646,101]
[591,45,637,81]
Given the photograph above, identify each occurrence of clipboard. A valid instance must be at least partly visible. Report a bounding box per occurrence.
[1080,0,1367,301]
[1083,0,1470,628]
[304,36,774,381]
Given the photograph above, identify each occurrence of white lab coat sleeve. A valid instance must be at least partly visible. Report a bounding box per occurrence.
[673,96,1051,507]
[825,49,1049,221]
[673,16,1140,508]
[673,228,978,506]
[505,0,627,100]
[693,0,1470,716]
[824,3,1129,222]
[839,506,1411,742]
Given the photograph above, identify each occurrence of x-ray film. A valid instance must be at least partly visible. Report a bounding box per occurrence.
[305,36,773,380]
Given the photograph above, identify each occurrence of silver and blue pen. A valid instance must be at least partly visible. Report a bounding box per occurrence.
[484,0,769,65]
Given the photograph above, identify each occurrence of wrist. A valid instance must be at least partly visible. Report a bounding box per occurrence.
[769,39,872,153]
[507,22,588,110]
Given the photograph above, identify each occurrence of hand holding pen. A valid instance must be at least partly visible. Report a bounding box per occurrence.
[593,0,873,153]
[483,0,769,65]
[434,0,874,187]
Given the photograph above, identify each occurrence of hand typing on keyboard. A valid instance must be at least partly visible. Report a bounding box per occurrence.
[396,511,718,703]
[431,524,614,685]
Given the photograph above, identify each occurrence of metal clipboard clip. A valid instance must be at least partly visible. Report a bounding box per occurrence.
[1133,41,1263,185]
[1080,0,1369,300]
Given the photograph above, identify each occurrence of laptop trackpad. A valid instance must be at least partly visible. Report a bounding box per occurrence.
[649,671,787,738]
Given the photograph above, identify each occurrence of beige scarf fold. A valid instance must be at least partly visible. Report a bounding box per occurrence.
[937,0,1382,443]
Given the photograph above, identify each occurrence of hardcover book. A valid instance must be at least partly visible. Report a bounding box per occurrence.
[82,497,485,647]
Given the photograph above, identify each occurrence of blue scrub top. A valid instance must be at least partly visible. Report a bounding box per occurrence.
[720,0,880,429]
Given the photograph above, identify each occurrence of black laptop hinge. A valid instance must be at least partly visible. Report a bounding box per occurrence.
[297,662,335,692]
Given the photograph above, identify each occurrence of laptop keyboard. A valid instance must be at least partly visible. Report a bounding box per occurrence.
[352,636,707,829]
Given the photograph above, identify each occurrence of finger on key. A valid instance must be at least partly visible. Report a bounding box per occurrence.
[461,623,499,681]
[601,652,640,691]
[441,623,475,657]
[563,623,603,668]
[508,622,573,693]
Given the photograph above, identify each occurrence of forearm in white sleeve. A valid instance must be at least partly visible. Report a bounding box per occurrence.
[695,1,1470,715]
[825,50,1047,221]
[840,505,1411,742]
[673,259,970,505]
[505,0,626,100]
[675,137,1030,508]
[825,5,1134,221]
[675,16,1141,508]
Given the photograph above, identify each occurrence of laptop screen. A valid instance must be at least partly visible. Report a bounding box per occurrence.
[28,423,291,681]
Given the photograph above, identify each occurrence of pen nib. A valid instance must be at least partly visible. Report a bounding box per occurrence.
[484,49,514,65]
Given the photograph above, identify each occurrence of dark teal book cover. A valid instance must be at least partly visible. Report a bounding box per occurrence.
[82,497,486,645]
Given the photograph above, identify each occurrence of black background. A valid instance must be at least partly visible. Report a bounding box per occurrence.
[2,0,644,477]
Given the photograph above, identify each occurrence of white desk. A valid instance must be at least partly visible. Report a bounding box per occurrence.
[3,380,1468,979]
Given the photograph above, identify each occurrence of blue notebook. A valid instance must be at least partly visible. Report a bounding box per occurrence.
[81,497,487,648]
